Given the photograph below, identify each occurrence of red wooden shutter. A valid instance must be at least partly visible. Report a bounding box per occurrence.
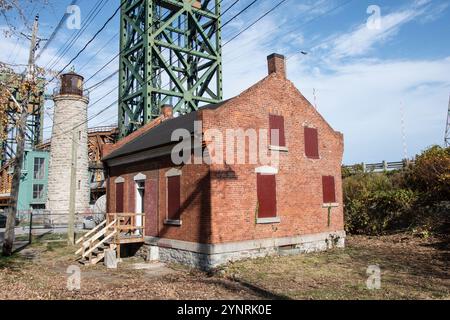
[116,182,124,213]
[257,174,277,218]
[269,115,286,147]
[145,179,158,237]
[167,175,181,221]
[305,127,319,159]
[322,176,336,203]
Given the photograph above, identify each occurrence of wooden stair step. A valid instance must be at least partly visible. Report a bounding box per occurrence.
[90,252,106,265]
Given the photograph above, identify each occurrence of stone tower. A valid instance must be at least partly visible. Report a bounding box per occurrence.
[47,71,90,225]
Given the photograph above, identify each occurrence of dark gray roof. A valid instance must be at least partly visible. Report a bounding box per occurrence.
[103,100,231,161]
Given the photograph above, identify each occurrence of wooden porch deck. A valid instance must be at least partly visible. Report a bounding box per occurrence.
[75,212,145,265]
[107,212,146,244]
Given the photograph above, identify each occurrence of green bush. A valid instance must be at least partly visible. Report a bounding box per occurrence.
[343,146,450,235]
[343,172,417,234]
[404,145,450,204]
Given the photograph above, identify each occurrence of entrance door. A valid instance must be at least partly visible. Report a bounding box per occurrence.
[135,181,145,236]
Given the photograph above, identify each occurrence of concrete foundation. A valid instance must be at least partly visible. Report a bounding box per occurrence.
[144,231,346,270]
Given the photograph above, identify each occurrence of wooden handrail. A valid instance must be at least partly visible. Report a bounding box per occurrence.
[75,219,117,255]
[82,230,118,258]
[107,212,145,217]
[75,220,107,245]
[117,226,145,231]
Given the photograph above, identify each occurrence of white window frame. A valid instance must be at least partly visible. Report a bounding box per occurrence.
[115,176,125,184]
[134,173,146,235]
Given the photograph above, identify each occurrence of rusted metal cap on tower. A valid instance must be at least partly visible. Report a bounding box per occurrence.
[57,69,85,97]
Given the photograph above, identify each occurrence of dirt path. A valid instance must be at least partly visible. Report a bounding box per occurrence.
[0,233,448,300]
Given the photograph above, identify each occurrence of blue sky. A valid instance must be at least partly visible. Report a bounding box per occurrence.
[1,0,449,164]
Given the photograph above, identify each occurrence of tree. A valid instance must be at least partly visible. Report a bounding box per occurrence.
[0,0,48,36]
[0,14,43,256]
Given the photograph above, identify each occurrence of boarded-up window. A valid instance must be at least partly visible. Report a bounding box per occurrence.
[269,114,286,147]
[305,127,319,159]
[167,175,181,221]
[116,182,124,213]
[322,176,336,204]
[257,174,277,218]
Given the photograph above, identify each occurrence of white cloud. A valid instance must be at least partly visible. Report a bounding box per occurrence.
[217,0,450,163]
[288,57,450,163]
[295,0,339,16]
[324,2,429,60]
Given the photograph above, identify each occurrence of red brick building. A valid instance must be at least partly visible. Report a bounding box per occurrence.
[103,54,345,269]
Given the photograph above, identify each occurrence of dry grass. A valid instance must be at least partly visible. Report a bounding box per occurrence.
[0,233,448,300]
[223,234,450,300]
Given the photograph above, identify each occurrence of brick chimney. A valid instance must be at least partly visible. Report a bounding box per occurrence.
[161,104,174,119]
[267,53,286,78]
[192,0,202,9]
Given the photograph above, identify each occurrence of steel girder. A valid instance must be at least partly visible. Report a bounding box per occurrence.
[118,0,223,138]
[0,73,44,165]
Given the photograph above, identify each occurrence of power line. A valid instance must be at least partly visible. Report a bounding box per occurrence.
[94,0,258,113]
[45,0,107,70]
[85,0,242,93]
[78,33,119,73]
[224,0,354,64]
[36,0,80,61]
[223,0,288,46]
[83,0,223,85]
[50,0,259,137]
[59,0,248,131]
[50,0,124,81]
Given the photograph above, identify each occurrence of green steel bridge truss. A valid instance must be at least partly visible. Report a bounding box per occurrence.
[0,72,44,165]
[118,0,223,138]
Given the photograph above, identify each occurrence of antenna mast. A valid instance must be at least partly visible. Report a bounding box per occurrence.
[445,94,450,148]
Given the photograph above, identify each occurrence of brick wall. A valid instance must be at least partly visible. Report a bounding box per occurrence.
[106,70,344,245]
[201,72,344,244]
[107,157,212,243]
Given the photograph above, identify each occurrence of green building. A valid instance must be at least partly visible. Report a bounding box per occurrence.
[17,149,49,211]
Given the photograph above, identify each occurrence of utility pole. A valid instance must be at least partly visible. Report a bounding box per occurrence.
[445,94,450,148]
[2,15,39,256]
[400,101,408,160]
[67,129,78,245]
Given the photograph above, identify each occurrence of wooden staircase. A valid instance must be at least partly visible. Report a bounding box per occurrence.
[75,213,145,265]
